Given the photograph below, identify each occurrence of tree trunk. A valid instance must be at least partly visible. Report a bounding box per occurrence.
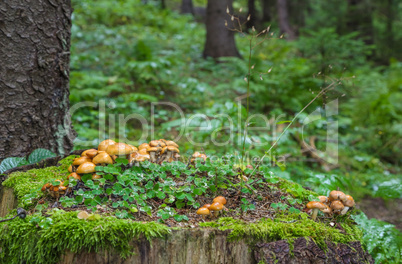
[203,0,241,59]
[261,0,272,23]
[346,0,374,45]
[160,0,166,9]
[0,0,75,161]
[247,0,257,29]
[276,0,296,40]
[181,0,194,15]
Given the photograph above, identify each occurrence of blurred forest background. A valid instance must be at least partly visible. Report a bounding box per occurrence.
[68,0,401,255]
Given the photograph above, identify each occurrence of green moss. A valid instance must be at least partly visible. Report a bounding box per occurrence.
[2,155,77,208]
[0,209,170,264]
[200,214,362,250]
[278,178,319,200]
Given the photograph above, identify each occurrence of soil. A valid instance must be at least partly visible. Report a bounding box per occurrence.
[357,197,402,231]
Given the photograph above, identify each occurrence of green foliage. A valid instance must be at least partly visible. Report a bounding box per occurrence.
[0,209,170,264]
[353,213,402,264]
[0,149,56,173]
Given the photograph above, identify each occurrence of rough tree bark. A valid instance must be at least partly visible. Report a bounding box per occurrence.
[181,0,194,15]
[276,0,296,40]
[203,0,241,59]
[0,0,75,161]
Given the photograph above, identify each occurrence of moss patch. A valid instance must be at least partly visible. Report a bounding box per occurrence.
[0,209,170,264]
[200,214,363,250]
[2,155,77,208]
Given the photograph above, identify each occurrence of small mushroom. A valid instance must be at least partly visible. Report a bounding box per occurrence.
[209,202,224,217]
[149,140,162,147]
[68,165,74,173]
[321,204,332,215]
[147,146,159,163]
[77,211,90,219]
[340,195,355,215]
[329,190,346,202]
[106,142,133,159]
[98,139,116,152]
[138,143,150,150]
[92,173,102,180]
[330,200,345,214]
[306,201,327,220]
[202,204,211,209]
[76,162,96,174]
[213,196,227,205]
[81,149,98,159]
[41,183,52,192]
[67,172,81,181]
[196,207,210,220]
[164,146,179,163]
[92,152,114,165]
[191,152,207,163]
[165,140,179,148]
[73,156,92,166]
[318,196,330,205]
[133,155,150,166]
[138,148,148,155]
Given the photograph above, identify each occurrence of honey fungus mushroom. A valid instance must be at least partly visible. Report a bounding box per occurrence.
[98,139,116,152]
[191,152,207,163]
[106,143,134,159]
[67,172,81,181]
[163,146,179,163]
[306,201,327,220]
[76,162,96,174]
[196,207,210,220]
[92,152,114,165]
[41,179,67,199]
[329,190,346,202]
[81,149,98,159]
[209,202,224,217]
[330,200,345,214]
[340,195,355,215]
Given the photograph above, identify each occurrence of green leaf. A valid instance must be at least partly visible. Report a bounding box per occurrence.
[27,148,56,164]
[0,157,28,173]
[156,191,166,200]
[276,120,291,124]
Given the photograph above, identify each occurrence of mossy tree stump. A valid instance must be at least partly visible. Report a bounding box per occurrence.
[59,229,373,264]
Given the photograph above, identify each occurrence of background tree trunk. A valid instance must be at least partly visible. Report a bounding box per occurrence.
[261,0,272,23]
[0,0,75,161]
[277,0,296,40]
[247,0,257,29]
[181,0,194,15]
[346,0,374,45]
[203,0,240,59]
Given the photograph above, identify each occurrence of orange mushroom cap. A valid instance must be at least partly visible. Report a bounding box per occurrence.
[213,196,227,205]
[76,162,96,174]
[209,202,224,212]
[98,139,116,152]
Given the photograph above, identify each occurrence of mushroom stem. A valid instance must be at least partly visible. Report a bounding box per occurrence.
[150,152,156,163]
[311,209,319,220]
[162,151,172,163]
[341,206,350,215]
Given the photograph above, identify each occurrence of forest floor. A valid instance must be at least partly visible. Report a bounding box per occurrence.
[357,197,402,231]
